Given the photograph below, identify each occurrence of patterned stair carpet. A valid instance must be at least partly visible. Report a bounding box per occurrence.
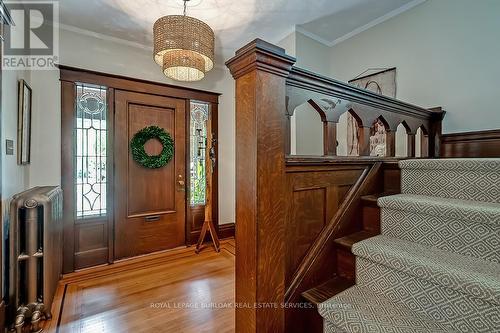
[319,159,500,333]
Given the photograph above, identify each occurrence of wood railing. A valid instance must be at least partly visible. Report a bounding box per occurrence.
[226,39,444,333]
[284,162,378,299]
[286,67,445,157]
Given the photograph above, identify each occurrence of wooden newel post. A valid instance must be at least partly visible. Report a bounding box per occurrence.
[226,39,295,333]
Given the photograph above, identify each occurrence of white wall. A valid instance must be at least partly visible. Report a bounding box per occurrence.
[279,31,331,155]
[327,0,500,134]
[29,70,60,187]
[293,103,323,156]
[278,31,330,73]
[277,31,296,57]
[28,27,235,225]
[295,31,330,74]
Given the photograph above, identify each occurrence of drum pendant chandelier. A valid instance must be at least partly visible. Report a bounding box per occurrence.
[153,0,215,82]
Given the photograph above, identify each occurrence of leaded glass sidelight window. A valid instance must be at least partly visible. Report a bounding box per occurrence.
[75,83,108,218]
[190,101,209,206]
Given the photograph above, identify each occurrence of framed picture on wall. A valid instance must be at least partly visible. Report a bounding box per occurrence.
[18,79,32,165]
[349,67,397,98]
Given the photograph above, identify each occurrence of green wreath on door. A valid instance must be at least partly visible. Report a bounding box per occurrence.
[130,126,174,169]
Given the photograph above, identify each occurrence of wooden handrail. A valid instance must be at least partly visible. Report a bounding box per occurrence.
[287,67,438,121]
[286,155,402,165]
[285,162,382,302]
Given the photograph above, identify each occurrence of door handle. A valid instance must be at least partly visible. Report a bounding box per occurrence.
[177,174,185,191]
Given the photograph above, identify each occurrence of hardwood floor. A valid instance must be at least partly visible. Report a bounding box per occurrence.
[45,239,235,333]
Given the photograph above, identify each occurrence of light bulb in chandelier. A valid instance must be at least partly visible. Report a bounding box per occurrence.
[163,50,205,82]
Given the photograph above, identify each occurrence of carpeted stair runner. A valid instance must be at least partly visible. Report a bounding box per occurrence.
[399,159,500,203]
[378,194,500,263]
[320,159,500,333]
[319,285,451,333]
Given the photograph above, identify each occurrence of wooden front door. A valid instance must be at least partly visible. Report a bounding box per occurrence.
[114,90,186,259]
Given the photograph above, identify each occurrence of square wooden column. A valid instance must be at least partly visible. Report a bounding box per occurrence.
[358,126,372,156]
[386,131,396,157]
[428,107,445,157]
[226,39,295,333]
[407,133,416,157]
[323,121,337,156]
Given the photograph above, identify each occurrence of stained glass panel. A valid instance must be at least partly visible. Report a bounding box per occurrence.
[190,102,209,206]
[75,83,107,218]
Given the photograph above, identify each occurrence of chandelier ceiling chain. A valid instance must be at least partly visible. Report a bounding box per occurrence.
[153,0,215,82]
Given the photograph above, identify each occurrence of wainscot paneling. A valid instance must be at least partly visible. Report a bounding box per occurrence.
[285,165,365,286]
[74,219,109,269]
[441,129,500,158]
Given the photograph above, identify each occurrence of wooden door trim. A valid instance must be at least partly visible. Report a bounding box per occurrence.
[61,68,220,271]
[61,81,76,273]
[107,87,116,264]
[59,65,221,103]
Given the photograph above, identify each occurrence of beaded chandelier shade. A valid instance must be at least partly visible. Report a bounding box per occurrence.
[153,1,215,82]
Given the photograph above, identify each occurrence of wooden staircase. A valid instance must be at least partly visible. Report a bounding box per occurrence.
[226,39,444,333]
[300,192,397,331]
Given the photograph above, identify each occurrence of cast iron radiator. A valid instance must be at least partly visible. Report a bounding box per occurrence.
[8,186,63,333]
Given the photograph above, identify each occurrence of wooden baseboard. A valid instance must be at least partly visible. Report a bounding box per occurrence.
[218,223,236,239]
[441,129,500,158]
[189,223,235,244]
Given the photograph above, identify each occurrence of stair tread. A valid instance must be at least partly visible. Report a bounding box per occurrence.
[378,193,500,225]
[361,192,397,204]
[399,158,500,172]
[400,159,500,203]
[352,235,500,305]
[302,277,353,306]
[319,285,452,333]
[334,230,378,250]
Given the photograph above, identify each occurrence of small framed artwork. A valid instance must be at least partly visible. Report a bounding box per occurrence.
[18,79,32,165]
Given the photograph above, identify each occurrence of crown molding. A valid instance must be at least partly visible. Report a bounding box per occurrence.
[329,0,426,47]
[59,23,152,50]
[295,26,332,47]
[297,0,427,48]
[273,26,298,45]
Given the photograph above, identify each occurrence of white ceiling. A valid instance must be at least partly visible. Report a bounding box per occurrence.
[59,0,421,62]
